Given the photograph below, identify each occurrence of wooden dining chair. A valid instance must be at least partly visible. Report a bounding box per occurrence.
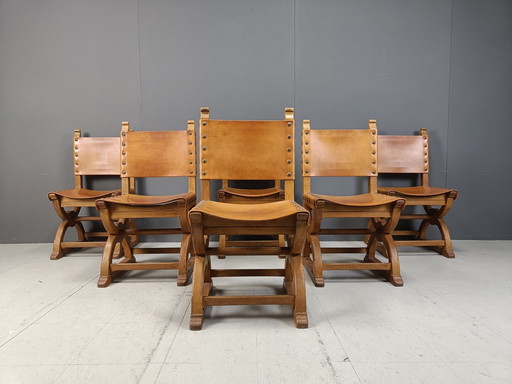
[95,121,197,287]
[187,109,309,330]
[377,128,458,257]
[48,130,121,260]
[302,120,406,287]
[201,107,292,256]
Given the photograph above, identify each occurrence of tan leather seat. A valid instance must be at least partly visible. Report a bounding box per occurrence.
[188,108,309,330]
[95,121,197,287]
[302,120,406,287]
[377,129,458,257]
[48,130,121,260]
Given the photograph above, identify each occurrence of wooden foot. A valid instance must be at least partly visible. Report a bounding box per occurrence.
[303,257,325,287]
[177,268,193,287]
[50,249,67,260]
[97,275,111,288]
[294,311,308,328]
[388,274,404,287]
[429,245,455,258]
[190,314,204,330]
[441,248,455,258]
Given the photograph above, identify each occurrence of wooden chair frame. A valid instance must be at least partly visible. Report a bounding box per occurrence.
[302,120,406,287]
[376,128,458,257]
[189,201,309,330]
[187,109,309,330]
[95,121,197,287]
[48,130,122,260]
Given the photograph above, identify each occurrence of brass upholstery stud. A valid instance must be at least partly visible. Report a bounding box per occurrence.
[188,142,192,145]
[189,161,193,164]
[122,161,126,165]
[305,130,309,135]
[287,135,292,139]
[189,170,194,174]
[189,151,193,155]
[202,134,207,139]
[305,151,309,154]
[287,172,292,176]
[305,142,309,145]
[202,146,207,151]
[202,122,207,126]
[122,171,126,174]
[122,152,126,156]
[75,146,78,149]
[287,160,292,164]
[122,132,126,136]
[287,122,292,126]
[305,170,309,173]
[74,138,78,141]
[287,147,292,152]
[122,142,126,146]
[305,161,309,164]
[202,171,207,175]
[202,159,207,163]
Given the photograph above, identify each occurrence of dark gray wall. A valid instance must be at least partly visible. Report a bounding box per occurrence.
[447,0,512,239]
[0,0,510,242]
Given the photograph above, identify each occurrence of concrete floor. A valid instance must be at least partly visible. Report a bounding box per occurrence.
[0,241,510,383]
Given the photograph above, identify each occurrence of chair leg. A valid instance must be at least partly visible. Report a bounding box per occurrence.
[97,235,133,288]
[308,234,324,287]
[380,233,403,287]
[50,220,71,260]
[50,216,86,260]
[127,219,140,246]
[278,235,286,259]
[190,255,206,330]
[177,234,192,286]
[435,217,455,258]
[291,254,308,328]
[418,211,455,258]
[112,241,124,259]
[97,234,119,288]
[283,255,293,291]
[218,235,227,259]
[364,233,379,262]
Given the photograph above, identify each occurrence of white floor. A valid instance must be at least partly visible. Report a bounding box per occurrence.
[0,241,511,384]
